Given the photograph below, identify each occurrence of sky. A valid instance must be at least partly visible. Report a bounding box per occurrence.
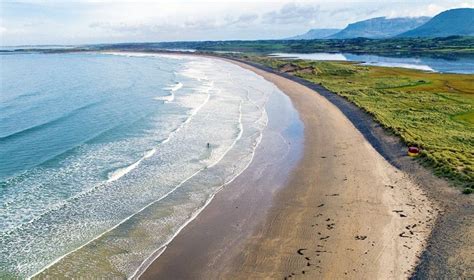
[1,0,473,46]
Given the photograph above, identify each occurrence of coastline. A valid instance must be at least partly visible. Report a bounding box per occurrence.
[224,57,474,279]
[138,56,305,279]
[27,53,281,278]
[140,55,438,279]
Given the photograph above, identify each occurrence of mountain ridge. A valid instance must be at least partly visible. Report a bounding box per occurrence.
[327,16,430,39]
[398,8,474,37]
[286,29,341,40]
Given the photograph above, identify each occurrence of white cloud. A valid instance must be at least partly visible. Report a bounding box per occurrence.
[1,0,472,45]
[385,1,474,18]
[262,2,321,24]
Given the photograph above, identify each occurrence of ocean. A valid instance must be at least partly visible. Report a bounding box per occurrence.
[0,52,281,277]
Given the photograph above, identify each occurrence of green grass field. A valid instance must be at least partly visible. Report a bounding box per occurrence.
[237,55,474,191]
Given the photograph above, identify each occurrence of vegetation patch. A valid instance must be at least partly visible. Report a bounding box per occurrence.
[232,54,474,189]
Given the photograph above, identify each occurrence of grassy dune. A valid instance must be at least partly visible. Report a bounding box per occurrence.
[240,55,474,191]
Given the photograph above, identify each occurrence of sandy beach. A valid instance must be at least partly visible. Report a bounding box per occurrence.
[140,57,437,279]
[4,3,474,278]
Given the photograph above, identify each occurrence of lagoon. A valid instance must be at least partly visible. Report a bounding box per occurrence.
[270,52,474,74]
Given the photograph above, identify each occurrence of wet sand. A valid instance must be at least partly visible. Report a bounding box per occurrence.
[141,57,436,279]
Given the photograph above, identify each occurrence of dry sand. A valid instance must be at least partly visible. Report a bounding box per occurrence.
[141,58,436,279]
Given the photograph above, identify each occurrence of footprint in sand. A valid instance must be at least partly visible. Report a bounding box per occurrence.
[355,235,367,240]
[297,248,307,255]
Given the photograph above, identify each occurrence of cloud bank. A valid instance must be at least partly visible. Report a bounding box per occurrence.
[1,0,473,45]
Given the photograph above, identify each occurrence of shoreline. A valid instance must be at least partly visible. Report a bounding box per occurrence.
[139,57,305,279]
[29,53,283,278]
[140,55,439,279]
[223,56,474,279]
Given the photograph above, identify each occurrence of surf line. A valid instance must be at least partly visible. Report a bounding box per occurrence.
[29,71,214,279]
[209,100,243,168]
[107,149,156,183]
[132,105,268,280]
[28,166,206,279]
[154,82,183,103]
[31,104,240,279]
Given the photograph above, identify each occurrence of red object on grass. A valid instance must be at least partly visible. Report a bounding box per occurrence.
[408,146,420,154]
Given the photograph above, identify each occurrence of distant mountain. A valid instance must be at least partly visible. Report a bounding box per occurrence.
[398,8,474,38]
[328,17,430,39]
[286,29,341,40]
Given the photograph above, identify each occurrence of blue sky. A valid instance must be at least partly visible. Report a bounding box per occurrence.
[1,0,473,46]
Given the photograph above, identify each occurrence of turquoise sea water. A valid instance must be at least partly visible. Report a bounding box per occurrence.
[0,52,280,277]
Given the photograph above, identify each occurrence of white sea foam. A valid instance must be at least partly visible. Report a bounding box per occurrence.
[132,109,267,280]
[154,82,183,103]
[6,53,283,278]
[208,101,243,168]
[107,149,156,183]
[27,103,213,279]
[102,51,190,60]
[168,82,183,92]
[25,56,219,278]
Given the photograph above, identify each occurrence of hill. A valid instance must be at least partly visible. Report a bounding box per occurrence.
[328,17,430,39]
[286,29,341,40]
[399,8,474,37]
